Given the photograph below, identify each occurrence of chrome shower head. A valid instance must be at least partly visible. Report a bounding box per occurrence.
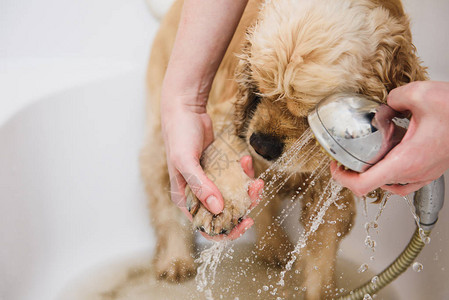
[308,93,406,172]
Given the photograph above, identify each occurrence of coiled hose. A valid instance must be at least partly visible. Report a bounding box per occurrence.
[338,227,429,300]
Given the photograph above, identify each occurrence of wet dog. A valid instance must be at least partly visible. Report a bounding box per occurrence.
[140,0,426,298]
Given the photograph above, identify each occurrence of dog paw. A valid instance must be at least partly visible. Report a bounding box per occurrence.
[186,187,251,236]
[155,256,196,282]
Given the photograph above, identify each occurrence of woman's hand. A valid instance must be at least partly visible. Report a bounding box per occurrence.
[160,0,250,240]
[161,95,262,241]
[331,81,449,196]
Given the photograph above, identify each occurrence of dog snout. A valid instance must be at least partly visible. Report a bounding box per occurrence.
[249,132,284,161]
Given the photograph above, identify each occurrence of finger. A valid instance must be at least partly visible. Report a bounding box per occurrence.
[200,114,215,149]
[381,181,431,196]
[166,168,193,220]
[330,162,366,196]
[167,167,188,208]
[180,206,193,222]
[387,82,431,116]
[248,179,264,209]
[199,218,254,241]
[387,83,417,113]
[177,158,224,215]
[330,159,396,197]
[240,155,255,178]
[226,218,254,240]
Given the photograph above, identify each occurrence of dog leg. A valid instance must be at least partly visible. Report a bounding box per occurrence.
[297,179,355,299]
[140,133,196,282]
[252,195,293,267]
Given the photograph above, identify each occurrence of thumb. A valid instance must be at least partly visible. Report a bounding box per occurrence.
[178,157,224,215]
[387,83,423,115]
[330,155,399,196]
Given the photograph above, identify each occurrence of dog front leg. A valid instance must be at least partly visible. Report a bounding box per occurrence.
[252,194,293,267]
[298,181,355,299]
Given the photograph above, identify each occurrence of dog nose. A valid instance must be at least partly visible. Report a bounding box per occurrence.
[249,132,284,161]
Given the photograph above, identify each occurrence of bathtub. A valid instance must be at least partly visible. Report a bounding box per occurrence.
[1,0,449,299]
[1,70,448,300]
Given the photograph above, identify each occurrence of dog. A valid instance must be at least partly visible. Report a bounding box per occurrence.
[140,0,427,298]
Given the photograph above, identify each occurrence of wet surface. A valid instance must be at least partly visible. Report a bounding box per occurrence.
[59,244,398,300]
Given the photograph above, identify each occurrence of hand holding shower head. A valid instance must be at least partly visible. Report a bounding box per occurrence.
[307,92,444,227]
[308,93,445,299]
[307,93,406,172]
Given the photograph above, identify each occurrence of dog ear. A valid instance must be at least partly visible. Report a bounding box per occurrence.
[234,46,261,138]
[362,12,428,101]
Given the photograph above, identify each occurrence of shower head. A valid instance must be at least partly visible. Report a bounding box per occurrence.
[307,93,406,172]
[308,93,445,229]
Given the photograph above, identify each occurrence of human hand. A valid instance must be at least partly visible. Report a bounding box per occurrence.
[330,81,449,196]
[199,155,264,241]
[161,97,220,215]
[161,96,263,240]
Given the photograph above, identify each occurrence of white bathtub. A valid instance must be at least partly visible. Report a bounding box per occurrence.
[1,70,448,300]
[1,0,449,299]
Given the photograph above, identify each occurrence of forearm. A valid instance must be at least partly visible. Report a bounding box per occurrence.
[162,0,248,109]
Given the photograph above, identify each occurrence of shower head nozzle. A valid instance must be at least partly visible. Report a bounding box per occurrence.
[308,93,406,172]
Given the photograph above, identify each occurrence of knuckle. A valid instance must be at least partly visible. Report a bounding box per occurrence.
[407,81,428,105]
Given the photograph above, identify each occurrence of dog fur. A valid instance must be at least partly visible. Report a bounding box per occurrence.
[140,0,427,298]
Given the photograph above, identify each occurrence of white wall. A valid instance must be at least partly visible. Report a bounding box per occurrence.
[0,0,159,124]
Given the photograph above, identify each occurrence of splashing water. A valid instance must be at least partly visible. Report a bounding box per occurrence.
[412,262,423,272]
[358,263,368,274]
[276,179,344,288]
[195,129,321,298]
[361,192,392,262]
[195,241,228,297]
[403,195,431,244]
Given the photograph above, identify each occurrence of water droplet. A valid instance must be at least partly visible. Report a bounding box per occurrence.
[257,289,262,294]
[337,232,341,237]
[363,294,373,300]
[371,276,379,285]
[413,262,423,272]
[358,263,368,273]
[263,285,269,291]
[418,228,431,244]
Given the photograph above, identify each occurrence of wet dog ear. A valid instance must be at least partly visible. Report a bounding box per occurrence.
[360,11,428,102]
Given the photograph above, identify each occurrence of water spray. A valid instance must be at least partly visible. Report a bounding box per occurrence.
[308,93,445,299]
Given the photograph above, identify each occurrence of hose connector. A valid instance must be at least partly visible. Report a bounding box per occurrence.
[413,175,445,231]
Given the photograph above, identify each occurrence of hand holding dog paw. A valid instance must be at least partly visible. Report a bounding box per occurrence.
[188,155,264,241]
[331,81,449,197]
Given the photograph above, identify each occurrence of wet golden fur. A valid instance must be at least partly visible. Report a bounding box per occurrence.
[140,0,427,298]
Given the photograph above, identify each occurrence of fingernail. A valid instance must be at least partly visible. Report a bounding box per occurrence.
[206,195,222,214]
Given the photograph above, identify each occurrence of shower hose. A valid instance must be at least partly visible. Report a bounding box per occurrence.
[338,227,429,300]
